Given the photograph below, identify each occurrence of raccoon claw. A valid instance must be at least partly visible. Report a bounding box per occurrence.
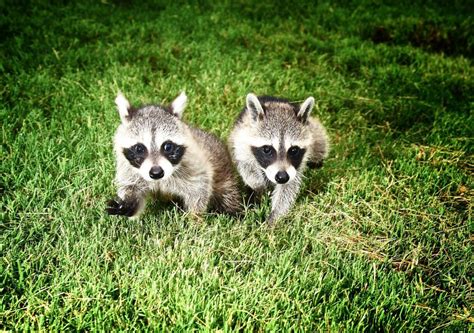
[106,198,138,217]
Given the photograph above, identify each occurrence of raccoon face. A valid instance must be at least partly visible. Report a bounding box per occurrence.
[121,138,186,181]
[251,142,307,184]
[114,92,188,182]
[244,93,315,185]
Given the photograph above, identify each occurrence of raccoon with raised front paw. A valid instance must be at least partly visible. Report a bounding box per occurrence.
[107,91,241,218]
[229,93,329,223]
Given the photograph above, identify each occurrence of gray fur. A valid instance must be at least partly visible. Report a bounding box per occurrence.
[229,94,329,223]
[108,92,241,218]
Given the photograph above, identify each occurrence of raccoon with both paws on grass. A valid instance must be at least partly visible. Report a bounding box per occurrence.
[106,92,241,218]
[229,93,329,223]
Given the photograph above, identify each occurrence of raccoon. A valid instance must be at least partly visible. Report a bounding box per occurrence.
[229,93,329,223]
[106,91,241,218]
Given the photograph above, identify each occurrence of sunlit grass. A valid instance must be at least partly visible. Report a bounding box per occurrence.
[1,0,472,330]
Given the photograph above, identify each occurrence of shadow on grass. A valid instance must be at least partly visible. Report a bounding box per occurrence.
[368,21,473,59]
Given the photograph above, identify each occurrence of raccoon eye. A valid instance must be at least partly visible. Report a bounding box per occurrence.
[132,143,146,154]
[162,141,175,152]
[288,146,301,156]
[262,145,273,155]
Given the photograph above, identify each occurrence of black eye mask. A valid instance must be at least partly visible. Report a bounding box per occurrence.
[251,145,277,168]
[161,140,186,165]
[287,146,306,169]
[123,143,148,168]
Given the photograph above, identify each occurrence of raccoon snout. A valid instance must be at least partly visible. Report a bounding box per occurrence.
[149,166,165,180]
[275,171,290,184]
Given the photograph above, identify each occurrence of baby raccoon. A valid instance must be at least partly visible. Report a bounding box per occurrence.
[229,93,329,223]
[106,91,241,218]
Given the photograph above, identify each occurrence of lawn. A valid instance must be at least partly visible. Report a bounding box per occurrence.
[1,0,472,331]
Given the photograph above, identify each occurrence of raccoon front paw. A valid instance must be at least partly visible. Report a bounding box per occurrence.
[106,198,139,217]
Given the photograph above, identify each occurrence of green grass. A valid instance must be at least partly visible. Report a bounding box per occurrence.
[1,0,472,331]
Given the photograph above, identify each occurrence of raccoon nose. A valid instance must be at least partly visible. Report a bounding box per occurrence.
[149,166,164,179]
[275,171,289,184]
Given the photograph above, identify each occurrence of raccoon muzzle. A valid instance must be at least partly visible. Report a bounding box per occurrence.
[149,166,165,179]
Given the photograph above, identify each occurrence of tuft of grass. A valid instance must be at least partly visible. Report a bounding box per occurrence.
[1,0,472,330]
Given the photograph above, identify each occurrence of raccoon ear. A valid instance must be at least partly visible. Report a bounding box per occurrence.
[246,93,265,121]
[170,91,187,118]
[297,96,315,122]
[115,92,133,123]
